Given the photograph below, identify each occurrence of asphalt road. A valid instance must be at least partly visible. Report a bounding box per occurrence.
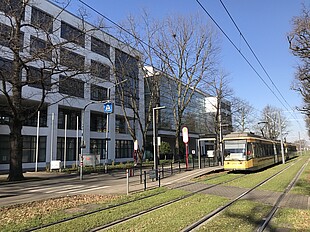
[0,166,223,207]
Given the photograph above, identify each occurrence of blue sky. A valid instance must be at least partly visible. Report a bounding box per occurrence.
[65,0,308,142]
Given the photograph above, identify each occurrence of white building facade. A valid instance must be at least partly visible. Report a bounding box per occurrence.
[0,0,144,171]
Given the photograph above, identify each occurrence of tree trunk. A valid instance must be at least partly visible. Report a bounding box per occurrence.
[8,119,24,181]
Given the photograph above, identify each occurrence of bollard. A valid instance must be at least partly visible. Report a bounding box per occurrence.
[126,169,129,195]
[161,163,164,178]
[171,162,173,175]
[158,174,161,187]
[144,171,147,191]
[178,161,181,173]
[192,157,195,169]
[204,157,206,168]
[140,166,142,184]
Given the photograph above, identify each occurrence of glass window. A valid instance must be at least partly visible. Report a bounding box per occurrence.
[59,75,84,98]
[30,36,52,60]
[61,21,85,47]
[23,108,48,127]
[58,107,81,130]
[21,136,46,163]
[0,57,12,81]
[115,140,133,158]
[0,0,24,19]
[90,112,106,132]
[90,84,107,101]
[60,48,85,70]
[90,60,110,79]
[31,6,53,33]
[0,135,10,164]
[0,23,11,47]
[90,139,106,159]
[57,137,79,161]
[26,66,51,90]
[224,140,247,161]
[91,36,110,58]
[114,49,139,108]
[115,115,126,134]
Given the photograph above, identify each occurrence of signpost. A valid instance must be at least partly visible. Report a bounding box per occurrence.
[182,127,189,170]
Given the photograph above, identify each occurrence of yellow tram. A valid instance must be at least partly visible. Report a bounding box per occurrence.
[223,132,296,171]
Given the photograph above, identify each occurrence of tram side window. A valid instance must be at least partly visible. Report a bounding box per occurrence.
[247,143,254,159]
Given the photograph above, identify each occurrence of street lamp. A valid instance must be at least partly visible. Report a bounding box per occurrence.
[104,79,128,173]
[153,106,165,180]
[80,100,106,180]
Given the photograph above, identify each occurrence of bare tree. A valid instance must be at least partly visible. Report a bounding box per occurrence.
[0,0,104,181]
[204,70,233,163]
[288,4,310,134]
[116,12,220,162]
[231,97,255,132]
[153,15,219,161]
[259,105,289,140]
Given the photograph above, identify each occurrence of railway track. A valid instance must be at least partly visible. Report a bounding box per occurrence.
[182,158,306,232]
[25,159,306,232]
[24,170,239,231]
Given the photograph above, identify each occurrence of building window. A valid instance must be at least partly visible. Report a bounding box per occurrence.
[115,140,133,158]
[0,23,24,50]
[59,75,84,98]
[26,66,51,90]
[90,139,106,159]
[90,60,110,79]
[22,136,47,163]
[115,49,139,108]
[57,137,79,162]
[58,107,81,130]
[115,115,127,134]
[91,36,110,58]
[0,0,24,19]
[23,108,48,127]
[0,135,10,164]
[30,36,52,60]
[0,57,12,81]
[90,112,106,132]
[31,6,53,33]
[0,23,11,47]
[61,21,85,47]
[91,84,107,101]
[60,48,85,70]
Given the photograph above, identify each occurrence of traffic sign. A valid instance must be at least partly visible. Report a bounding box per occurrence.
[103,102,113,113]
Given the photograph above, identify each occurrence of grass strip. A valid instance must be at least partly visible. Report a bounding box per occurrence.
[223,158,301,189]
[290,156,310,195]
[106,194,228,232]
[36,189,189,232]
[197,200,272,232]
[0,187,167,232]
[271,207,310,231]
[257,156,307,192]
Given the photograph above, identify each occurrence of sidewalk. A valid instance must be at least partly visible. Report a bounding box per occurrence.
[107,166,224,195]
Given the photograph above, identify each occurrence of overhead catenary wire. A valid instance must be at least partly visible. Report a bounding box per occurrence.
[218,0,302,127]
[78,0,305,135]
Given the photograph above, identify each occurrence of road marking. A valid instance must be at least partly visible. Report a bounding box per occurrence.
[55,185,110,194]
[28,185,77,192]
[45,185,85,193]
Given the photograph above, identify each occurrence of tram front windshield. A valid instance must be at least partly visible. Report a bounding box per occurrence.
[224,140,247,161]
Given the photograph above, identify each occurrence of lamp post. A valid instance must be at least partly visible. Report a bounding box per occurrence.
[80,100,106,180]
[152,106,165,179]
[104,79,128,173]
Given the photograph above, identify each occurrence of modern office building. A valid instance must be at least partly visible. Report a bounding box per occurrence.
[0,0,144,171]
[143,66,232,159]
